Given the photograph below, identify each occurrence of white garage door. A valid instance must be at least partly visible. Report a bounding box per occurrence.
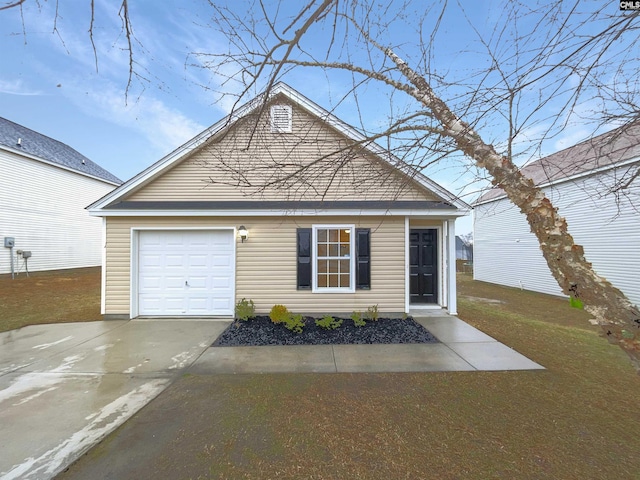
[138,230,235,316]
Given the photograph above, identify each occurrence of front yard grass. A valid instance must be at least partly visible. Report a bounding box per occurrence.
[57,272,640,480]
[0,267,101,332]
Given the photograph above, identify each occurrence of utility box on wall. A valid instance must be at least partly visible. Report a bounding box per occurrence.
[4,237,15,248]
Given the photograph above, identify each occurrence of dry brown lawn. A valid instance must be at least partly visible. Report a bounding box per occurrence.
[0,267,101,332]
[57,272,640,480]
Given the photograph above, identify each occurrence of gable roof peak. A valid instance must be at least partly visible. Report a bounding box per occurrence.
[88,83,469,212]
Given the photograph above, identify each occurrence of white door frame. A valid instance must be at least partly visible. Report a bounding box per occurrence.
[404,218,445,313]
[130,227,236,318]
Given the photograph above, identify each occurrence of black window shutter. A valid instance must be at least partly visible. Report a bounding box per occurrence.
[297,228,312,290]
[355,228,371,290]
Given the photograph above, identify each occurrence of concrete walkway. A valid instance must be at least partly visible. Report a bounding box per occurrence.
[0,315,542,479]
[0,320,228,480]
[190,316,544,374]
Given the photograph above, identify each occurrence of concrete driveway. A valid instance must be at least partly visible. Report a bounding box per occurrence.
[0,319,229,480]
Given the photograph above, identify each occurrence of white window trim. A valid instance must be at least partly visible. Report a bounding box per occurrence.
[312,224,356,293]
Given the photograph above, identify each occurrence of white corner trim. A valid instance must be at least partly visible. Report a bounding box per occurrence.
[404,216,410,313]
[100,217,106,315]
[447,220,458,314]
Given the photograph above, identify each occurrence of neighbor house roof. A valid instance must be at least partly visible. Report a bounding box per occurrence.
[0,116,122,185]
[88,82,470,213]
[475,121,640,205]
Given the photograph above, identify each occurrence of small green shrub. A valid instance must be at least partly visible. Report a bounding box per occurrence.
[315,315,343,330]
[365,304,379,321]
[283,313,305,334]
[351,310,366,327]
[235,298,256,321]
[269,304,289,324]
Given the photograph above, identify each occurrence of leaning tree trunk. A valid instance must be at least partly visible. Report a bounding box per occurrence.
[385,48,640,372]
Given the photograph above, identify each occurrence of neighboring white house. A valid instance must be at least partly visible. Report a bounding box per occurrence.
[455,235,473,261]
[0,117,122,275]
[473,122,640,307]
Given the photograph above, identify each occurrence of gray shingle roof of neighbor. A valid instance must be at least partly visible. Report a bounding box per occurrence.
[475,121,640,204]
[0,116,122,185]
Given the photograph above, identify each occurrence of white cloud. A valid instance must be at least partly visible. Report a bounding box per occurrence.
[83,83,205,154]
[0,79,43,96]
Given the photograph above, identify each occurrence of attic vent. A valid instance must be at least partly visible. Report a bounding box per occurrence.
[270,105,292,133]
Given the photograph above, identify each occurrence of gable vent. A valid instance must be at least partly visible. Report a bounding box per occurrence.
[270,104,292,133]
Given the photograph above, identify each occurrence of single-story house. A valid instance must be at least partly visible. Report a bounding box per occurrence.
[0,117,122,275]
[88,83,470,319]
[473,122,640,307]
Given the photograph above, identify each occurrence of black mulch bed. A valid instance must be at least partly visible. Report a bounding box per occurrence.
[212,315,439,347]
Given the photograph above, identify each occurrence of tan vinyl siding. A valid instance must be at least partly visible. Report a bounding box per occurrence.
[126,101,438,203]
[105,216,405,315]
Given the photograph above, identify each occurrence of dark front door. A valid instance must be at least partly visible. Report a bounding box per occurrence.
[409,229,438,304]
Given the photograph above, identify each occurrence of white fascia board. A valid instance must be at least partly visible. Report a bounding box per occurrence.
[90,208,468,218]
[0,145,121,187]
[474,155,640,207]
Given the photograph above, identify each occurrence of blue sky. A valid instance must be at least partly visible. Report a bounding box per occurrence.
[0,1,633,234]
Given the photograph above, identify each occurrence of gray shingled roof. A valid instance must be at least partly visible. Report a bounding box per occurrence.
[0,116,122,185]
[475,121,640,204]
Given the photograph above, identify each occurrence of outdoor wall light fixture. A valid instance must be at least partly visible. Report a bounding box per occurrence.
[238,225,248,243]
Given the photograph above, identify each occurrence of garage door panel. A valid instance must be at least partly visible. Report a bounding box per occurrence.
[139,276,162,291]
[140,234,163,249]
[212,297,233,311]
[212,255,231,267]
[164,276,186,291]
[187,276,208,289]
[138,230,234,316]
[211,276,232,289]
[187,297,209,312]
[138,296,163,314]
[139,253,162,267]
[165,254,186,268]
[188,254,210,269]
